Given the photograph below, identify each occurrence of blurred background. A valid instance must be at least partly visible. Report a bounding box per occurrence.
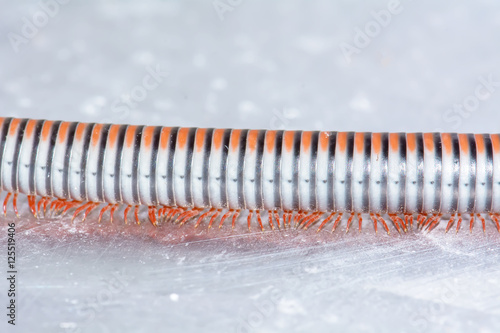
[1,0,500,332]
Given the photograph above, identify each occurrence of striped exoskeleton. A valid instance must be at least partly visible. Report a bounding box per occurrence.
[1,117,499,234]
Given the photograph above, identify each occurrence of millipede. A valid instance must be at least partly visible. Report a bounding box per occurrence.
[1,116,500,234]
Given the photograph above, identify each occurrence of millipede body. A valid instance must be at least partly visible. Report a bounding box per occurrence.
[1,116,500,234]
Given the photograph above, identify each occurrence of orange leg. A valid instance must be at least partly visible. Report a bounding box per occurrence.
[56,200,69,214]
[477,214,486,233]
[303,212,323,230]
[231,209,240,228]
[399,214,407,231]
[36,196,45,216]
[98,204,112,223]
[469,214,475,233]
[376,214,390,235]
[331,213,344,232]
[109,204,118,224]
[490,213,500,233]
[389,214,402,234]
[3,192,12,216]
[61,200,81,215]
[274,211,281,230]
[49,198,60,212]
[267,210,274,230]
[123,205,132,224]
[417,214,427,228]
[195,209,215,228]
[393,215,407,232]
[157,206,166,218]
[82,203,99,222]
[297,212,313,228]
[12,193,19,217]
[175,210,194,224]
[165,208,178,221]
[179,210,200,226]
[42,197,51,215]
[208,209,221,228]
[293,210,304,227]
[282,212,289,229]
[445,214,456,233]
[298,212,316,229]
[456,214,463,233]
[247,210,254,231]
[72,202,93,221]
[316,212,335,232]
[148,206,157,226]
[256,211,265,231]
[174,208,185,220]
[404,214,411,230]
[134,205,140,224]
[218,210,233,228]
[345,212,355,233]
[427,214,442,233]
[27,195,37,217]
[370,213,378,233]
[287,211,293,227]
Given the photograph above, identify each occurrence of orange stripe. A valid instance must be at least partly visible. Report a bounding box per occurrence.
[160,127,171,150]
[177,128,190,149]
[195,128,207,152]
[407,133,416,152]
[142,126,155,148]
[458,133,469,154]
[75,123,87,141]
[441,133,452,155]
[125,125,137,148]
[319,132,330,152]
[389,133,399,152]
[230,129,242,152]
[474,134,485,154]
[0,118,4,128]
[266,131,277,153]
[8,118,20,136]
[247,130,258,152]
[372,133,381,154]
[24,119,37,139]
[107,124,121,147]
[337,132,347,152]
[355,132,364,154]
[301,131,313,153]
[41,121,53,141]
[58,122,70,144]
[91,123,104,147]
[491,134,500,154]
[423,133,434,151]
[213,129,225,150]
[283,131,295,153]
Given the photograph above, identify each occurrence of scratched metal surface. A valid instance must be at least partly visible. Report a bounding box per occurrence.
[1,1,500,332]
